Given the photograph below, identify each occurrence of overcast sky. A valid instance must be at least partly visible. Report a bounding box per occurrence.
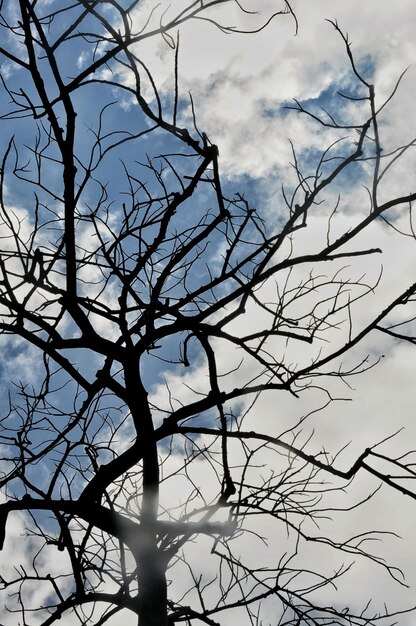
[1,1,416,625]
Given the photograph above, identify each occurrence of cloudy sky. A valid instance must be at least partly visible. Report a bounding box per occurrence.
[128,0,416,175]
[1,1,416,625]
[123,3,416,619]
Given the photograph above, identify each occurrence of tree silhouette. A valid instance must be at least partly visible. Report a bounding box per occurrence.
[0,2,416,625]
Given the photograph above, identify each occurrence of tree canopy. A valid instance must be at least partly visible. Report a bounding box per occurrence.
[0,2,416,625]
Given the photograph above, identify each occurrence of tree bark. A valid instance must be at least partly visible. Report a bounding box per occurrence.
[125,355,168,626]
[136,539,168,626]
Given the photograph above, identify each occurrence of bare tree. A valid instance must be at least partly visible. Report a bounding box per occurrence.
[0,2,415,625]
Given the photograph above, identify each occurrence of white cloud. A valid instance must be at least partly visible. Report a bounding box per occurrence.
[122,0,416,180]
[77,50,88,70]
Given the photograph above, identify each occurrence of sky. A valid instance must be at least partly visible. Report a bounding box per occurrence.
[119,5,416,621]
[1,1,416,625]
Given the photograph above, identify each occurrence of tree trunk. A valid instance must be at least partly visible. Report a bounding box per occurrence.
[137,542,168,626]
[125,357,168,625]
